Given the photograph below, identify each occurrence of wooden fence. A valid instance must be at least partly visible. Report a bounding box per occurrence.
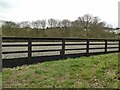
[2,37,120,68]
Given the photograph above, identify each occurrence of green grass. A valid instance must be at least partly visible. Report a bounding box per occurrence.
[0,73,2,89]
[2,53,119,88]
[2,27,117,39]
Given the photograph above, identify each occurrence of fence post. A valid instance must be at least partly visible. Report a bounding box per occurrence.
[105,40,107,53]
[60,38,65,58]
[28,38,32,64]
[86,39,89,56]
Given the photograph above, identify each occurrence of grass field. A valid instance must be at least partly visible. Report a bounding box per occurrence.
[0,73,2,89]
[2,53,119,88]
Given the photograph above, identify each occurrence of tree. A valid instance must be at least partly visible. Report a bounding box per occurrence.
[71,20,81,28]
[40,19,46,29]
[48,18,58,28]
[0,20,4,28]
[19,21,30,28]
[92,17,101,26]
[56,20,62,28]
[2,21,19,29]
[61,19,71,28]
[48,19,53,28]
[31,20,41,29]
[98,21,106,28]
[77,14,93,31]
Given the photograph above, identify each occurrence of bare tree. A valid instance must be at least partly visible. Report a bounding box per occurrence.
[71,20,81,28]
[2,21,19,29]
[98,21,106,27]
[56,20,62,28]
[92,16,101,25]
[31,20,41,29]
[48,18,58,28]
[0,20,4,28]
[40,19,46,29]
[19,21,30,28]
[53,19,58,28]
[78,14,93,31]
[48,19,53,28]
[61,19,71,28]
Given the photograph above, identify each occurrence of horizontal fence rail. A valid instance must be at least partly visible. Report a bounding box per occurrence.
[2,37,120,68]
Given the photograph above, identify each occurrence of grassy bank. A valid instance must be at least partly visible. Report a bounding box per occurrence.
[2,53,119,88]
[0,73,2,89]
[2,28,117,39]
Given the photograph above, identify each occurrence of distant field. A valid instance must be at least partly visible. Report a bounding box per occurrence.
[2,53,119,88]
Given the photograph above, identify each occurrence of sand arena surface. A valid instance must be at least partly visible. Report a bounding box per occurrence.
[2,41,119,59]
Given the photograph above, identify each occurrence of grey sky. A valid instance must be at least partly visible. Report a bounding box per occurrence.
[118,1,120,27]
[0,0,119,27]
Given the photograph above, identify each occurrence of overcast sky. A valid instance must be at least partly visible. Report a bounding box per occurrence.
[0,0,119,27]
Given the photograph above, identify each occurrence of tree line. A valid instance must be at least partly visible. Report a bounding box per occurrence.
[1,14,117,38]
[1,14,111,29]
